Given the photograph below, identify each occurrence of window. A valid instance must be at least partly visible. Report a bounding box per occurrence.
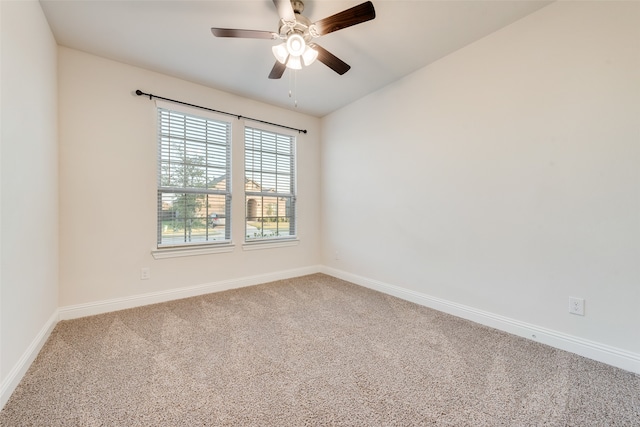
[157,105,231,247]
[245,126,296,241]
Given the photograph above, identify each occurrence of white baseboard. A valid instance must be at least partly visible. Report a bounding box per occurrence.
[2,266,322,411]
[4,263,637,414]
[58,265,322,321]
[1,310,58,409]
[321,266,640,375]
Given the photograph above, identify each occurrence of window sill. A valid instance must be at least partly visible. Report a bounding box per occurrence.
[151,243,235,259]
[242,239,299,251]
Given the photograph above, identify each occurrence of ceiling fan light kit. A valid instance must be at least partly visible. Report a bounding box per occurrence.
[273,39,319,69]
[286,33,306,56]
[211,0,376,79]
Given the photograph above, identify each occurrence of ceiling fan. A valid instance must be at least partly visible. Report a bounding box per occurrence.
[211,0,376,79]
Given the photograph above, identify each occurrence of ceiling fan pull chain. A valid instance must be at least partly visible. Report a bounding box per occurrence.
[289,69,298,107]
[294,70,298,108]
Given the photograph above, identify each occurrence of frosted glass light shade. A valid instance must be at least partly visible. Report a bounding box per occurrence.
[302,46,318,66]
[272,43,288,64]
[287,55,302,70]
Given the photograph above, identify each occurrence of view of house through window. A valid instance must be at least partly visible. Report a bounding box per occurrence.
[157,105,231,247]
[245,127,296,241]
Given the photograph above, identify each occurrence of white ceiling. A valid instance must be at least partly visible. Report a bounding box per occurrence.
[40,0,551,117]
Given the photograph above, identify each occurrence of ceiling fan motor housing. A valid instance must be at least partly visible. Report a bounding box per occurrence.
[278,1,314,43]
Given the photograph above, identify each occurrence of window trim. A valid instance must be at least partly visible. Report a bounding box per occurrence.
[151,243,235,259]
[155,100,233,250]
[244,125,298,243]
[242,239,299,251]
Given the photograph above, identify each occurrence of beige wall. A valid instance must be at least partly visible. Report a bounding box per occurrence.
[3,0,639,407]
[1,0,59,405]
[321,1,640,355]
[58,47,321,307]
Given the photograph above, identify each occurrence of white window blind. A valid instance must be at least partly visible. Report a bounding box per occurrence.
[245,126,296,241]
[157,106,231,247]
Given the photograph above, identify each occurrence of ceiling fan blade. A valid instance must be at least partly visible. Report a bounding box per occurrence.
[272,0,296,23]
[312,1,376,36]
[312,44,351,75]
[268,60,287,79]
[211,28,277,39]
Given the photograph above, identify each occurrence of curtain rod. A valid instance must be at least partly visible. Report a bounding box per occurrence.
[135,90,307,134]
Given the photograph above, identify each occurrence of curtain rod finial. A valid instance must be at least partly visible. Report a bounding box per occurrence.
[135,89,152,100]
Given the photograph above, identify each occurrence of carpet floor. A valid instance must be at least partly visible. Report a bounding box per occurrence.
[1,274,639,426]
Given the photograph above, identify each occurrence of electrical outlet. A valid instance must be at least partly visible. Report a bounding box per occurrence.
[569,297,584,316]
[140,267,151,280]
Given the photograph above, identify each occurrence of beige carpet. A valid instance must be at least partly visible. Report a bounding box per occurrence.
[1,274,638,426]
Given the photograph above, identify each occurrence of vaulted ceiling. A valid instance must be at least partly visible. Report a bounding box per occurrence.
[40,0,551,117]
